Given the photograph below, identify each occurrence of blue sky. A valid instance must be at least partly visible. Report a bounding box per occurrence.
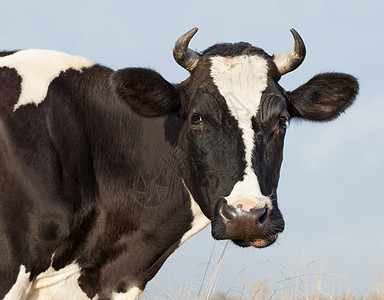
[1,0,383,298]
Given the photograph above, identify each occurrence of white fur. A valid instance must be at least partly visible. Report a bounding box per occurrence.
[4,265,32,300]
[179,181,211,246]
[26,262,96,300]
[210,55,272,209]
[0,49,94,111]
[6,263,143,300]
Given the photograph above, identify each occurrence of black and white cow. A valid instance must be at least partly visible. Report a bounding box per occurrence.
[0,28,358,299]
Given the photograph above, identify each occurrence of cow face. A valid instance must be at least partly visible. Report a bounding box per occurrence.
[111,28,358,248]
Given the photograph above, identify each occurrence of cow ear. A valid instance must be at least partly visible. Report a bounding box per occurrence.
[111,68,181,117]
[287,73,358,121]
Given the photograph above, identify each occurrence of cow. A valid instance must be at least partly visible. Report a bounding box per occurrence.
[0,27,358,299]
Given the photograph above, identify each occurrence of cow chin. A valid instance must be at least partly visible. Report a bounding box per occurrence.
[232,234,278,248]
[211,200,285,248]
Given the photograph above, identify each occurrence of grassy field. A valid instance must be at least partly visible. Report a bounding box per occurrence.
[144,242,384,300]
[211,278,384,300]
[149,275,384,300]
[146,278,384,300]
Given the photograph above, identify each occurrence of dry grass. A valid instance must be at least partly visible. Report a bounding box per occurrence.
[143,246,384,300]
[212,270,384,300]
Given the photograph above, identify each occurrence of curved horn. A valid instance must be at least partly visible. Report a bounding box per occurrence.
[173,27,201,72]
[273,28,306,76]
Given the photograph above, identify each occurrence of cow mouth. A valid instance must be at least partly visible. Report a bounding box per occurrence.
[232,234,278,248]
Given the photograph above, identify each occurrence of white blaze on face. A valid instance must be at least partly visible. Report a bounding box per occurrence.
[0,49,94,111]
[210,55,272,209]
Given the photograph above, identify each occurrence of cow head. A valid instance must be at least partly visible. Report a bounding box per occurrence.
[111,28,358,248]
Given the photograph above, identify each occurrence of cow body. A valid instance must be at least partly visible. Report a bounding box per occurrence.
[0,50,205,299]
[0,29,358,299]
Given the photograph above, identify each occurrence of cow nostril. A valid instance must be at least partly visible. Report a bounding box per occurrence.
[255,208,268,225]
[219,202,238,221]
[247,207,268,225]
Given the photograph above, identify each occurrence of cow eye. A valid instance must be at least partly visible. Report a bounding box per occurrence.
[190,113,203,125]
[279,115,289,129]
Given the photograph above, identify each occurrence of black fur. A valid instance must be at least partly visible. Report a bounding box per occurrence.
[111,68,181,117]
[287,72,358,121]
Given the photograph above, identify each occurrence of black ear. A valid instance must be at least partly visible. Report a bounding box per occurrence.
[287,73,359,121]
[111,68,181,117]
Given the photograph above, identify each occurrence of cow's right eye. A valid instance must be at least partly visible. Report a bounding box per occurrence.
[279,116,289,128]
[190,113,203,125]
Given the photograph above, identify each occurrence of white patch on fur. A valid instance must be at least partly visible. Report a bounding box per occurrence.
[210,55,272,209]
[179,181,211,246]
[26,262,97,300]
[5,262,142,299]
[0,49,94,111]
[112,287,142,300]
[4,265,32,300]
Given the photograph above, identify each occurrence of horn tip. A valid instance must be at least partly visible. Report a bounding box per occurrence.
[273,27,306,76]
[173,27,201,72]
[189,27,199,35]
[289,27,306,59]
[289,28,302,40]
